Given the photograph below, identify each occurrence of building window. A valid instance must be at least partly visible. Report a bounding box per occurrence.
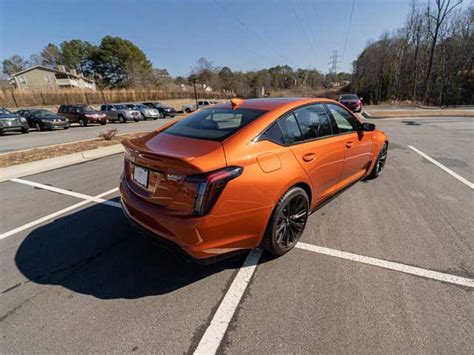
[18,76,27,86]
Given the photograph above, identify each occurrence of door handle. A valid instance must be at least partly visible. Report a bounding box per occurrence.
[346,141,354,148]
[302,153,316,162]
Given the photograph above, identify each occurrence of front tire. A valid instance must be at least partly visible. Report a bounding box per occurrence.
[79,119,87,127]
[118,115,125,123]
[35,122,43,131]
[367,143,388,179]
[21,128,29,134]
[262,187,309,256]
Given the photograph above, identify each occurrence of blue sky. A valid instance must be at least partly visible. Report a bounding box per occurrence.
[1,0,413,76]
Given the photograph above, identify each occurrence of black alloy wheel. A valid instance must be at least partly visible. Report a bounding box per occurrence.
[368,143,388,179]
[263,187,309,256]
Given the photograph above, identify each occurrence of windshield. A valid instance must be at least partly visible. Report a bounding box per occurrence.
[341,95,359,100]
[33,109,55,116]
[80,106,95,112]
[164,108,267,141]
[135,104,149,109]
[114,105,128,110]
[0,108,12,115]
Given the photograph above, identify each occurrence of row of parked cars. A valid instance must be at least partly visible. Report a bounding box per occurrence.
[0,101,177,134]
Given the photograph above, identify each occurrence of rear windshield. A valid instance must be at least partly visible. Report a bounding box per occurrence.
[164,108,267,141]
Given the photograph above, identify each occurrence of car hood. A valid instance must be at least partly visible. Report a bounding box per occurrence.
[0,114,19,119]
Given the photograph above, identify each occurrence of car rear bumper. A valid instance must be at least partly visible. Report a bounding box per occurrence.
[119,178,271,260]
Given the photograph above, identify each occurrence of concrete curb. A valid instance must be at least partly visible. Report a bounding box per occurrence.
[362,111,474,119]
[0,144,124,182]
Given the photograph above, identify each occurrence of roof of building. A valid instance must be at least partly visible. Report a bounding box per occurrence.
[10,65,95,83]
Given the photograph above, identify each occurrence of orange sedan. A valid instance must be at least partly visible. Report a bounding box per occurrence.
[120,98,388,261]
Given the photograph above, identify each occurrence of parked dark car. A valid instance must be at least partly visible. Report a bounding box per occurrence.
[339,94,363,113]
[16,109,69,131]
[0,107,29,135]
[58,104,107,126]
[142,102,176,118]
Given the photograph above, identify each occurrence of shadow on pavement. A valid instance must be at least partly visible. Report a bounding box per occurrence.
[15,201,248,299]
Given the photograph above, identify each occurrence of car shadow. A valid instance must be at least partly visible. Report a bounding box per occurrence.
[14,201,251,299]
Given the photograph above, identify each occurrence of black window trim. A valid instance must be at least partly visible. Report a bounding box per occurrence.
[256,102,342,147]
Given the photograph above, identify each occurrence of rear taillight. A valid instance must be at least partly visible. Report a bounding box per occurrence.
[185,166,243,216]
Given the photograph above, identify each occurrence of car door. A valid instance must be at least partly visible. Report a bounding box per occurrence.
[280,104,346,202]
[325,103,373,183]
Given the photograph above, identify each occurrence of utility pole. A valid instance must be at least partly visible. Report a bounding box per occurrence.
[328,50,340,74]
[192,79,198,108]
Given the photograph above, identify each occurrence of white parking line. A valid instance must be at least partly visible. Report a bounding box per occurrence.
[0,187,119,240]
[194,248,263,355]
[11,178,122,208]
[408,145,474,189]
[296,242,474,288]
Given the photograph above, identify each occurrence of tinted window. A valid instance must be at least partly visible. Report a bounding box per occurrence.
[279,113,303,144]
[101,105,106,111]
[326,104,360,133]
[164,108,266,141]
[293,104,333,140]
[259,122,285,145]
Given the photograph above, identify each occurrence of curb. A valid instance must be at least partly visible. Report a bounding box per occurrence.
[0,144,124,182]
[362,111,474,119]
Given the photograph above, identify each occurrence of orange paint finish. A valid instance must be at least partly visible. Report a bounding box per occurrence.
[120,98,388,260]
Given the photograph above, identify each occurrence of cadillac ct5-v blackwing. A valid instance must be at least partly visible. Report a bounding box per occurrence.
[120,98,388,261]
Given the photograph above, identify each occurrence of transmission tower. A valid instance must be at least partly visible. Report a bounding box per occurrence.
[328,50,340,74]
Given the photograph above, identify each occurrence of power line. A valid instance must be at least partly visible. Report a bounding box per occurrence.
[213,0,298,68]
[341,0,355,58]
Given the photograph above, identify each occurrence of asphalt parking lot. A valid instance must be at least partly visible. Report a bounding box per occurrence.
[0,118,175,153]
[1,116,473,353]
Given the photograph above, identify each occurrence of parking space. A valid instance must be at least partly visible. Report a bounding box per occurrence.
[0,116,472,353]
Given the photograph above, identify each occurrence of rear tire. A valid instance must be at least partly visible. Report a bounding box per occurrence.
[367,143,388,179]
[79,119,87,127]
[262,187,309,256]
[21,128,29,134]
[118,115,125,123]
[100,121,107,125]
[35,122,42,131]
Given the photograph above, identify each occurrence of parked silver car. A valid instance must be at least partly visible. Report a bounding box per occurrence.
[100,104,142,123]
[125,104,160,120]
[0,107,29,134]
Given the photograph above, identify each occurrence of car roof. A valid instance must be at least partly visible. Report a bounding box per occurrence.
[213,97,336,111]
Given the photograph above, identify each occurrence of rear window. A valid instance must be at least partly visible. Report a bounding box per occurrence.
[164,108,267,141]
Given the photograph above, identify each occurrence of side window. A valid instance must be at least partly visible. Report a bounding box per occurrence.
[293,104,333,140]
[326,104,360,133]
[258,122,285,145]
[101,105,106,111]
[279,113,303,145]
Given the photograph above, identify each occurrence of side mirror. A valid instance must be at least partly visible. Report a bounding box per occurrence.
[360,122,375,131]
[359,97,363,101]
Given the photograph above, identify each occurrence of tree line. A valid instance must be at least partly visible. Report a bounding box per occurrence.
[2,36,158,88]
[180,58,351,97]
[352,0,473,105]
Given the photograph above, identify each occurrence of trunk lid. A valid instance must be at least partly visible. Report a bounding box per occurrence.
[123,131,227,212]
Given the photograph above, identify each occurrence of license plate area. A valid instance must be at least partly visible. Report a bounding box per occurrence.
[133,165,149,188]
